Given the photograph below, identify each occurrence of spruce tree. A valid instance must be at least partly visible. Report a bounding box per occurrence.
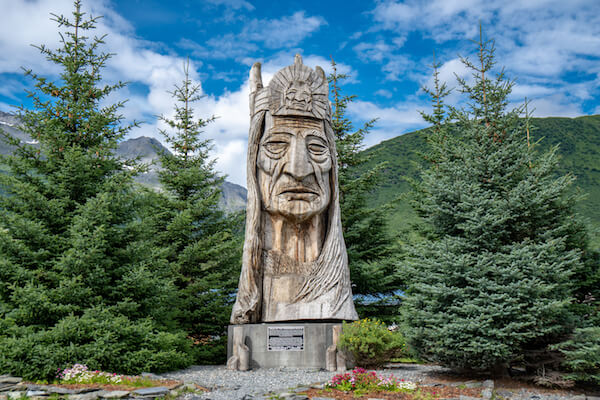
[150,60,242,363]
[402,28,586,375]
[329,60,401,321]
[0,1,192,379]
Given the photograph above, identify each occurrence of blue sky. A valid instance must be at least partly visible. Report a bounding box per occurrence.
[1,0,599,186]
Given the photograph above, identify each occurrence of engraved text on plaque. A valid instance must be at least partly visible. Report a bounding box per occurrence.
[267,326,304,351]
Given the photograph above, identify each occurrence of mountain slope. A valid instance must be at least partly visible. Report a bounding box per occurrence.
[359,114,600,246]
[0,112,247,211]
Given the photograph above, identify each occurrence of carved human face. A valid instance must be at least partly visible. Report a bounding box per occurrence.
[284,81,312,112]
[257,113,332,222]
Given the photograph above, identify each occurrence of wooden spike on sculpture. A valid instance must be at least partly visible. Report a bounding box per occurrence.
[249,62,263,116]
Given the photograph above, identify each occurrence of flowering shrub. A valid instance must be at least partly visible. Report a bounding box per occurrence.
[326,367,417,394]
[56,364,154,387]
[338,319,408,368]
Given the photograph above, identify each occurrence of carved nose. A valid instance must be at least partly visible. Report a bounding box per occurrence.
[286,140,312,180]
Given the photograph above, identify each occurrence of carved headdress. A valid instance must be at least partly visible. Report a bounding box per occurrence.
[230,55,358,324]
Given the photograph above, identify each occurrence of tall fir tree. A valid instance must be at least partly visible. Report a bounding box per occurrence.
[402,27,589,375]
[0,1,192,380]
[328,60,402,321]
[150,60,243,363]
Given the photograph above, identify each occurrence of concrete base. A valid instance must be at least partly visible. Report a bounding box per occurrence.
[227,322,344,369]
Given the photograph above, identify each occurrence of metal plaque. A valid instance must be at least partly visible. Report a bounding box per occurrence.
[267,326,304,351]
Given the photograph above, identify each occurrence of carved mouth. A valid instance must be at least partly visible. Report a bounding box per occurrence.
[279,187,318,196]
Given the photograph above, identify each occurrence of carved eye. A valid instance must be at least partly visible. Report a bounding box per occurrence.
[307,142,327,156]
[264,140,289,156]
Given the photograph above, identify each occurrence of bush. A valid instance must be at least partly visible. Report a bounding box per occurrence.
[552,327,600,385]
[327,367,416,395]
[338,319,407,368]
[0,307,194,381]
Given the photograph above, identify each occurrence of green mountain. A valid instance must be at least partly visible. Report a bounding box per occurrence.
[360,114,600,246]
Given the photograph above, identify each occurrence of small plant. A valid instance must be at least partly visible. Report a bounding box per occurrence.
[56,364,155,387]
[551,327,600,385]
[326,367,416,395]
[338,319,407,368]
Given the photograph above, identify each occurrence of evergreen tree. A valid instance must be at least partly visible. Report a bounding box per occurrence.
[402,28,587,375]
[150,60,242,363]
[329,60,402,321]
[0,1,192,380]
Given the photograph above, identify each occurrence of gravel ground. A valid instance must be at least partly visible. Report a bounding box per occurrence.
[159,364,597,400]
[159,364,446,400]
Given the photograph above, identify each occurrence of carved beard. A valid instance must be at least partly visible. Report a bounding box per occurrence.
[257,113,331,223]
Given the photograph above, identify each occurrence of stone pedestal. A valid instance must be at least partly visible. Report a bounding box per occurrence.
[227,322,347,370]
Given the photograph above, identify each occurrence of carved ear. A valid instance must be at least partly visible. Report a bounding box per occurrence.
[294,53,303,66]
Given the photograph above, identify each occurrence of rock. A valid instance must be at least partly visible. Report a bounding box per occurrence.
[587,397,600,400]
[0,394,6,400]
[496,390,514,399]
[570,396,586,400]
[46,386,79,394]
[0,378,21,385]
[311,398,337,400]
[70,391,107,400]
[421,383,444,387]
[293,387,310,393]
[0,385,18,393]
[26,391,48,397]
[460,396,482,400]
[310,383,325,389]
[465,381,483,388]
[482,388,493,400]
[100,390,130,399]
[132,387,170,397]
[48,387,98,394]
[7,393,23,400]
[482,380,494,389]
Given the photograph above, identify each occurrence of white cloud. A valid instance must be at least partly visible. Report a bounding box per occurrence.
[178,11,326,62]
[354,41,394,63]
[244,12,326,49]
[375,89,393,98]
[204,0,255,11]
[347,100,427,147]
[525,95,583,118]
[370,0,600,81]
[367,0,600,120]
[0,0,79,74]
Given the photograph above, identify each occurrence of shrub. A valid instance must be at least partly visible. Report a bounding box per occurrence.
[552,327,600,385]
[57,363,156,387]
[338,319,407,368]
[0,307,194,381]
[327,367,416,395]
